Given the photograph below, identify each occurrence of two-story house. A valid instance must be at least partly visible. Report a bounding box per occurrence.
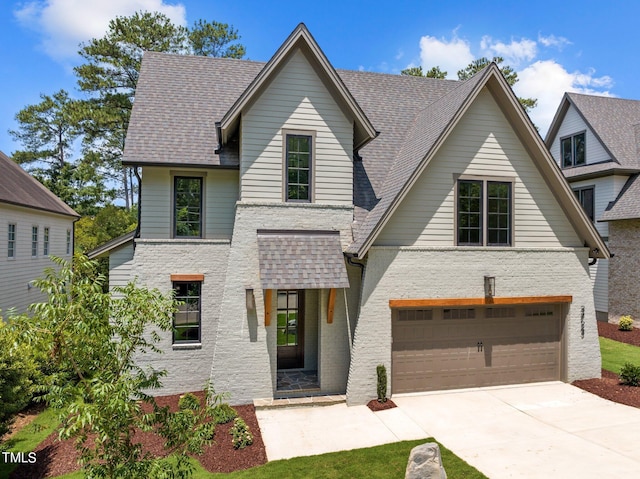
[546,93,640,323]
[0,151,78,315]
[92,24,608,406]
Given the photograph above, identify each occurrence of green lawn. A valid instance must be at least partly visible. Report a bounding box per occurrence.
[600,337,640,373]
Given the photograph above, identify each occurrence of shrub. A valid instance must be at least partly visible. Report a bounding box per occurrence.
[619,315,634,331]
[230,417,253,449]
[213,403,238,424]
[376,364,387,403]
[620,362,640,386]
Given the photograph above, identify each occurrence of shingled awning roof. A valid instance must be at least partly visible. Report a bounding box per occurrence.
[257,230,349,289]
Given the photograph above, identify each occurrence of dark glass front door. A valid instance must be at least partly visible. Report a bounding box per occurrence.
[276,290,304,369]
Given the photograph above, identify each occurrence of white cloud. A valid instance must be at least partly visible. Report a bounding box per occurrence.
[538,33,571,50]
[418,34,474,79]
[14,0,187,61]
[514,60,614,135]
[480,36,537,65]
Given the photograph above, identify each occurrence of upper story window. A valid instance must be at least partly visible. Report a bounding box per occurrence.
[43,227,50,256]
[8,224,15,258]
[31,226,38,257]
[66,229,71,255]
[573,186,594,222]
[174,176,203,238]
[173,281,201,343]
[457,179,512,247]
[561,132,586,168]
[285,134,312,202]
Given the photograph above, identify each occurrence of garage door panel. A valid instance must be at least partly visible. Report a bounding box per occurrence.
[392,305,562,394]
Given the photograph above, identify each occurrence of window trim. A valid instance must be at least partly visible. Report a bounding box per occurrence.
[31,226,38,257]
[43,227,50,256]
[172,280,202,344]
[7,223,15,259]
[455,176,514,247]
[282,129,315,203]
[172,174,205,238]
[573,185,595,222]
[560,131,586,168]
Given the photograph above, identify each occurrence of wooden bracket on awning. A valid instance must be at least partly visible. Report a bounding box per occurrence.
[327,288,336,323]
[264,289,272,326]
[389,295,573,308]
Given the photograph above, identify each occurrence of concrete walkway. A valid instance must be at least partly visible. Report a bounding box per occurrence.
[256,382,640,477]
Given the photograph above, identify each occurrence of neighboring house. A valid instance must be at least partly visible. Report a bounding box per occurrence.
[546,93,640,322]
[0,151,78,315]
[91,24,608,406]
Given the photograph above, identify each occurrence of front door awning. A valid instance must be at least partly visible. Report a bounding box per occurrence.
[257,230,350,290]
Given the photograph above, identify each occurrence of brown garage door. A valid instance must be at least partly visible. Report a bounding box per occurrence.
[392,305,562,394]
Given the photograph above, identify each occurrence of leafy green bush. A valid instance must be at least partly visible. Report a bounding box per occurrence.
[619,315,634,331]
[230,417,253,449]
[620,362,640,386]
[376,364,387,403]
[213,403,238,424]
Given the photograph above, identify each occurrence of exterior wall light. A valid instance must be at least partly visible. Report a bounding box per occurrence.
[484,276,495,298]
[246,288,255,311]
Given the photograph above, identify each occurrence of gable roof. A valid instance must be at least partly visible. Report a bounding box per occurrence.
[545,93,640,179]
[123,26,609,260]
[220,23,377,152]
[0,151,78,217]
[86,230,135,259]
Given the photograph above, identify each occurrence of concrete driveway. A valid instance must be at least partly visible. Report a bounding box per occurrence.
[256,382,640,478]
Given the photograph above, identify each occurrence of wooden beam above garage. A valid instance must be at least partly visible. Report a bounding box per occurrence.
[389,295,573,308]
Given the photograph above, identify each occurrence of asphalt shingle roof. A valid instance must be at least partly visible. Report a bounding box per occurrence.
[257,230,349,289]
[0,151,78,217]
[601,174,640,221]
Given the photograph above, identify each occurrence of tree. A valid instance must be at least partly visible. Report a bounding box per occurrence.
[74,205,137,254]
[9,91,114,214]
[457,56,537,112]
[26,256,217,478]
[189,20,246,58]
[401,65,447,79]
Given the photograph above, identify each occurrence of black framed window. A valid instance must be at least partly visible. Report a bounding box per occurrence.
[173,281,201,343]
[286,135,311,202]
[8,224,15,258]
[277,290,300,346]
[457,179,512,247]
[561,132,586,168]
[574,186,595,222]
[174,177,203,237]
[31,226,38,257]
[66,229,71,255]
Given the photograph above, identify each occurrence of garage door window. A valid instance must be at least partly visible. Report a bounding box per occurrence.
[443,308,476,319]
[398,309,433,321]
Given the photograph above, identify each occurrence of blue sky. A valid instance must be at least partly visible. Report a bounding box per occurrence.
[1,0,638,157]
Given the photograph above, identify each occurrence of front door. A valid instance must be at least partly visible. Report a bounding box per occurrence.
[277,290,304,369]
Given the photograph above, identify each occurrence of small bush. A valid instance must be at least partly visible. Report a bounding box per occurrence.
[620,362,640,386]
[376,364,387,403]
[213,403,238,424]
[619,315,634,331]
[230,417,253,449]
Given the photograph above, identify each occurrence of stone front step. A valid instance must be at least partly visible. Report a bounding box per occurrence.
[253,394,346,410]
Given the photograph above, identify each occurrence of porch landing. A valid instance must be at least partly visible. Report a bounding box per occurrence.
[253,394,346,410]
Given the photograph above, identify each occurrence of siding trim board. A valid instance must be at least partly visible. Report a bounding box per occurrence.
[389,295,573,308]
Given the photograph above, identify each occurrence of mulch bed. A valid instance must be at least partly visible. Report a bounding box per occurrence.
[367,399,397,411]
[10,392,267,479]
[571,322,640,409]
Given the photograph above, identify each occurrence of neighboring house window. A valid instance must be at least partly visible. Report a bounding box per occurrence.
[8,224,15,258]
[561,132,586,168]
[285,134,312,202]
[574,186,595,222]
[66,229,71,255]
[173,281,201,343]
[31,226,38,257]
[174,177,203,237]
[43,227,50,256]
[457,179,512,246]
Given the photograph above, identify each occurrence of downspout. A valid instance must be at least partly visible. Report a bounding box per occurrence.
[133,167,142,245]
[345,254,366,346]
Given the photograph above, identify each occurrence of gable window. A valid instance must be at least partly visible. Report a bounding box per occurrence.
[66,229,71,255]
[43,227,50,256]
[174,177,203,238]
[173,281,201,343]
[574,186,594,222]
[561,132,586,168]
[8,224,15,258]
[286,134,312,202]
[31,226,38,257]
[457,179,512,246]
